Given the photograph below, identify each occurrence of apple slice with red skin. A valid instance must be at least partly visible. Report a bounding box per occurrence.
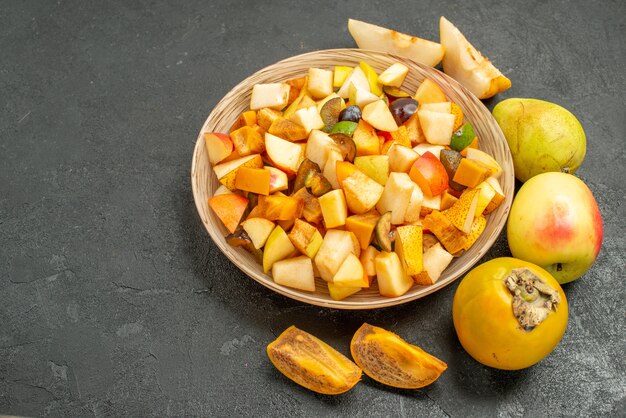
[265,166,289,193]
[204,132,233,165]
[409,151,449,198]
[208,193,249,234]
[265,132,304,175]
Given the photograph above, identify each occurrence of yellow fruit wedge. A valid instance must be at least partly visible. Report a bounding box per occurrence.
[350,323,447,389]
[348,19,444,67]
[444,188,480,234]
[268,326,362,395]
[359,61,383,96]
[439,16,511,99]
[395,225,424,276]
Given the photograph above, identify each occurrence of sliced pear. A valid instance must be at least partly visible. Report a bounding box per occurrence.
[379,63,409,87]
[348,19,444,67]
[439,16,511,99]
[362,100,398,132]
[337,66,370,99]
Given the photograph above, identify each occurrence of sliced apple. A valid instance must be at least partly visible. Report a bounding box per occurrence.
[360,245,379,277]
[349,83,380,109]
[334,66,353,88]
[322,149,344,190]
[413,143,445,160]
[318,188,348,229]
[439,16,511,99]
[409,151,449,197]
[305,130,341,169]
[213,184,233,196]
[412,243,453,286]
[378,63,409,87]
[204,132,233,165]
[208,193,249,234]
[342,170,385,215]
[272,256,316,292]
[337,66,370,99]
[265,132,303,174]
[333,253,369,288]
[328,282,361,301]
[375,251,414,297]
[362,100,398,132]
[315,229,360,281]
[241,217,275,249]
[404,184,424,224]
[354,155,389,186]
[250,83,290,110]
[266,166,289,193]
[388,144,419,173]
[307,67,333,99]
[376,172,415,225]
[417,109,455,145]
[348,19,444,67]
[263,225,297,272]
[289,105,325,135]
[473,180,497,216]
[420,194,442,217]
[483,176,505,214]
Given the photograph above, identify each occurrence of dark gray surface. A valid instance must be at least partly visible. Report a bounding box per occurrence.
[1,0,624,416]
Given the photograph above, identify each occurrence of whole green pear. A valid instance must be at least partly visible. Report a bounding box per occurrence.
[492,98,586,182]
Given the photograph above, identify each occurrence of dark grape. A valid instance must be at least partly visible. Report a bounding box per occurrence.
[338,105,362,123]
[390,98,418,125]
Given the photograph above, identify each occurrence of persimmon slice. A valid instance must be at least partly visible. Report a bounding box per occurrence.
[267,326,361,395]
[350,323,447,389]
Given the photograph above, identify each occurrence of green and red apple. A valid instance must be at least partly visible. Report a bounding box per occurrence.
[507,172,603,284]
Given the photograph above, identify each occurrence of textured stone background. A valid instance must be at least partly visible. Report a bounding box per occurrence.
[1,0,624,416]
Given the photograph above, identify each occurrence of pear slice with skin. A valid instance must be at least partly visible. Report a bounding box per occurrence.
[348,19,444,67]
[439,16,511,99]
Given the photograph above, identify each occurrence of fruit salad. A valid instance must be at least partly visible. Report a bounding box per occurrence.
[204,60,506,300]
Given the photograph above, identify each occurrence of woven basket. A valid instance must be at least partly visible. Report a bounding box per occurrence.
[191,49,514,309]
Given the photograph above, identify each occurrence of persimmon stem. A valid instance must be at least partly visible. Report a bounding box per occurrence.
[504,268,560,331]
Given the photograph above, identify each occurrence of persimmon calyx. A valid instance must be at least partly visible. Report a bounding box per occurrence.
[504,268,561,331]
